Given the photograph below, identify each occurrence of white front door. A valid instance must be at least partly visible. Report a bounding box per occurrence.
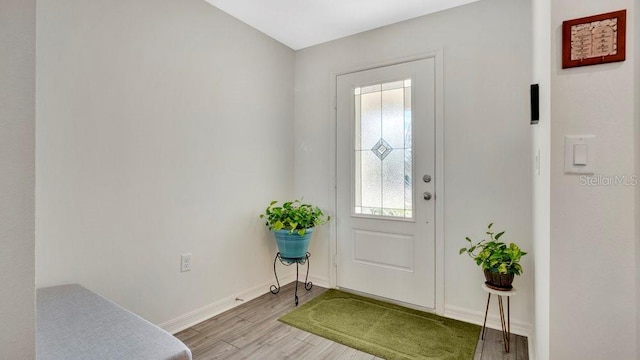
[336,58,436,309]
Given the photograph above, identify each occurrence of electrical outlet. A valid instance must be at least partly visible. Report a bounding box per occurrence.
[181,253,192,272]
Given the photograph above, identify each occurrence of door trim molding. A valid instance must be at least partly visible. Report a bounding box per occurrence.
[328,50,446,315]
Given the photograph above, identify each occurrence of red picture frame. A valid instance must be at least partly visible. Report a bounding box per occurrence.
[562,10,626,69]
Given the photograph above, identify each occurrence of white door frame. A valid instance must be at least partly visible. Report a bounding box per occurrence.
[327,50,445,315]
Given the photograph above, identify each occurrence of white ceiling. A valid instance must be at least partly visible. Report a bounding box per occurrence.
[205,0,480,50]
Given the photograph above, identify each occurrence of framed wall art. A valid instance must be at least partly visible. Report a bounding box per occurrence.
[562,9,626,69]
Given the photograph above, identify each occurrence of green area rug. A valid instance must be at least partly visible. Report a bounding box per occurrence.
[279,289,480,360]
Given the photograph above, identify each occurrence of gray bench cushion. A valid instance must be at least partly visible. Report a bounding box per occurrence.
[37,284,192,360]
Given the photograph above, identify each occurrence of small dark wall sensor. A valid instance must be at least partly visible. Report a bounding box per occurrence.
[530,84,539,124]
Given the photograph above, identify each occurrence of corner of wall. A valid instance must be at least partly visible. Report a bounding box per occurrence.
[531,0,551,358]
[36,0,295,327]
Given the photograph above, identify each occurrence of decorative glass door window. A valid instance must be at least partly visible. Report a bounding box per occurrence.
[354,79,412,218]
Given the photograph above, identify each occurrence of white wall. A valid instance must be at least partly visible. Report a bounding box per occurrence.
[549,1,637,359]
[36,0,295,328]
[295,0,534,332]
[531,0,551,358]
[0,0,36,357]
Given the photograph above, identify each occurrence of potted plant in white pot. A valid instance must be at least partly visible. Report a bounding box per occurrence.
[459,223,527,290]
[260,199,331,259]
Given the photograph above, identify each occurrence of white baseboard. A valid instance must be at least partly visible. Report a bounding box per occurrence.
[444,305,533,337]
[160,274,296,334]
[307,274,330,288]
[528,332,536,360]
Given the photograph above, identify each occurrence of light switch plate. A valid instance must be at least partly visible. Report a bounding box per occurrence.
[564,135,595,174]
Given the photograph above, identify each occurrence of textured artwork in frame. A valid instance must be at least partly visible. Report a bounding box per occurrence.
[562,9,626,69]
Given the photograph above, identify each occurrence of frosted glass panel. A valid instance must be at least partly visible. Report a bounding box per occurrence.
[404,148,412,214]
[360,151,382,208]
[382,88,404,148]
[354,146,362,208]
[354,78,412,219]
[405,87,412,148]
[382,151,405,211]
[354,94,361,152]
[359,92,381,150]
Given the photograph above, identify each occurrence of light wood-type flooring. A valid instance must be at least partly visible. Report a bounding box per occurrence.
[176,282,528,360]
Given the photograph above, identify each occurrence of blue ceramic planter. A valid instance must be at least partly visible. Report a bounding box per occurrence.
[273,228,314,259]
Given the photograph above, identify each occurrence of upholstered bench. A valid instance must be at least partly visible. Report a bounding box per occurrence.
[37,284,192,360]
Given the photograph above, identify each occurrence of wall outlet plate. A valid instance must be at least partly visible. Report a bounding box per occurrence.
[181,253,192,272]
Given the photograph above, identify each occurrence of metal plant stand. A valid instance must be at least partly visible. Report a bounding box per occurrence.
[270,252,312,306]
[481,283,517,353]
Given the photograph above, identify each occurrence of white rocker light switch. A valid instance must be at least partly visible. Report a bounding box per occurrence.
[565,135,595,174]
[573,144,588,165]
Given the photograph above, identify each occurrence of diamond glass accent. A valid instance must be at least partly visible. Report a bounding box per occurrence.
[354,78,413,219]
[372,138,393,160]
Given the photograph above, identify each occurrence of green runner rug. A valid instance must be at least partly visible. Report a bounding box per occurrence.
[279,289,480,360]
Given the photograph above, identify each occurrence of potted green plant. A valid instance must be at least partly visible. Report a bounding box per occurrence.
[260,199,331,259]
[459,223,527,290]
